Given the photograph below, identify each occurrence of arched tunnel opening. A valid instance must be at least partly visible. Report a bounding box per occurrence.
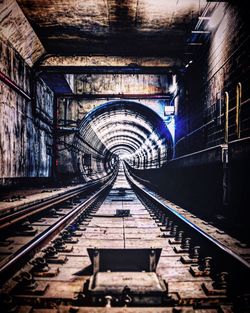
[62,100,173,182]
[0,2,250,311]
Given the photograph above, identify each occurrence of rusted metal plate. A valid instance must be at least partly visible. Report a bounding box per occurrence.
[40,281,83,299]
[89,272,166,292]
[157,256,190,268]
[161,247,184,257]
[157,267,211,282]
[168,281,209,301]
[36,267,87,282]
[14,281,49,296]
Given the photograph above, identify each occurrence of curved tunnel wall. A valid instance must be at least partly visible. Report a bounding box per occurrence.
[70,100,173,182]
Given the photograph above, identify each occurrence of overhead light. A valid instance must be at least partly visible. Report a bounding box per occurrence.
[169,74,177,94]
[188,42,203,45]
[185,64,189,68]
[191,30,210,34]
[169,85,176,93]
[198,16,211,20]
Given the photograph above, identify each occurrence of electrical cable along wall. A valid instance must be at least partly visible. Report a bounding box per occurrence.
[69,101,173,182]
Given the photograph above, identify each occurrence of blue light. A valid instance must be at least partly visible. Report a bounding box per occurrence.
[166,117,175,142]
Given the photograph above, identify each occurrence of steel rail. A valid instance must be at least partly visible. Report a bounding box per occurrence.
[124,164,250,270]
[0,171,117,282]
[0,177,110,232]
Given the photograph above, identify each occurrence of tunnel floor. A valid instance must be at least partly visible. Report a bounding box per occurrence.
[0,163,249,311]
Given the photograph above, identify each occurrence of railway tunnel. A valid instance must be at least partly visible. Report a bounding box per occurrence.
[0,1,250,312]
[67,100,173,181]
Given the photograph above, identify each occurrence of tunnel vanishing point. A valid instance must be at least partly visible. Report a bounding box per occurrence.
[0,1,250,312]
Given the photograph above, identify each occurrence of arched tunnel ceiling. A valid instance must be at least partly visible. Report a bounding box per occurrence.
[16,0,207,57]
[73,101,173,170]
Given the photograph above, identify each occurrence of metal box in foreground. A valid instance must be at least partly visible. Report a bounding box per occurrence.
[86,248,170,307]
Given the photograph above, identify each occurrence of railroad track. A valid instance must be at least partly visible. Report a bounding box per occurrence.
[0,177,112,232]
[0,172,116,282]
[0,163,249,313]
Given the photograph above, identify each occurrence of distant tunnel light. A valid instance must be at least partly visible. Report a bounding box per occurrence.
[198,16,211,20]
[169,74,177,94]
[167,117,175,142]
[169,84,176,93]
[164,105,175,116]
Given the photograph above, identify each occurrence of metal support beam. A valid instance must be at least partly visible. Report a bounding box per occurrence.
[38,66,174,75]
[57,93,171,100]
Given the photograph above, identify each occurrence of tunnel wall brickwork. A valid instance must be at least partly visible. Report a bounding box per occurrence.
[0,38,54,187]
[175,2,249,156]
[132,3,250,239]
[173,3,250,207]
[128,158,249,242]
[128,161,223,216]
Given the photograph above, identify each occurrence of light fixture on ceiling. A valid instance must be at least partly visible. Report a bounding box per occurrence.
[198,16,211,20]
[184,60,193,69]
[191,30,210,34]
